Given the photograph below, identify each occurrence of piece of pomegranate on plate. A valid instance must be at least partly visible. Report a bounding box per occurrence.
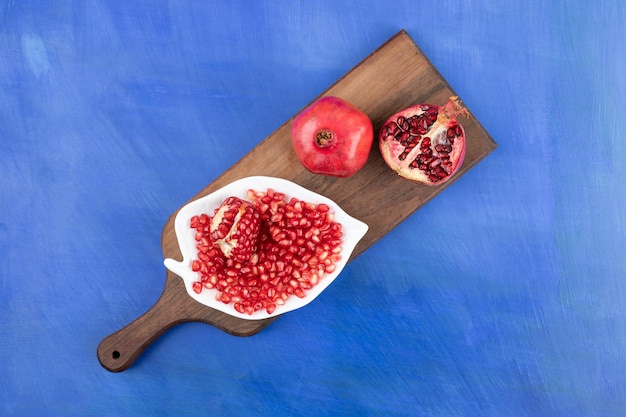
[208,196,260,263]
[379,96,469,185]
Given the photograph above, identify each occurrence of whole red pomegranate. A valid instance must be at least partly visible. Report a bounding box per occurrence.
[379,96,469,185]
[209,196,260,263]
[291,96,373,177]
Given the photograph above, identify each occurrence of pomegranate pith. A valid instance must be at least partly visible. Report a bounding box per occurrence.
[379,96,469,185]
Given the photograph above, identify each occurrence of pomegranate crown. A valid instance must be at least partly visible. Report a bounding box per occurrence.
[440,96,470,123]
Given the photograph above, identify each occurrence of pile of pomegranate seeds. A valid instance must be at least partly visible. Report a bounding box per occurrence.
[189,188,343,315]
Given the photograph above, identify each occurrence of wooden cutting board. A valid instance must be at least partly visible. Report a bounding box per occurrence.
[97,29,497,372]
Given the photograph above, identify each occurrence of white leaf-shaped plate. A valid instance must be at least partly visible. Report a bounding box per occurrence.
[164,176,368,320]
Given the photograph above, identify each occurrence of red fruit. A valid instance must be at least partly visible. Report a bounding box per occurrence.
[209,196,260,263]
[379,96,469,185]
[291,96,374,177]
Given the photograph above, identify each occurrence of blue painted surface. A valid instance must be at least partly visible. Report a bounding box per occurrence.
[1,1,625,416]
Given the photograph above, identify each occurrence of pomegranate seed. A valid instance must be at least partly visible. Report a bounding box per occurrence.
[189,188,344,315]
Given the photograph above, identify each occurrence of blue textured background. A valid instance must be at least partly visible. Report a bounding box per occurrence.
[2,1,625,416]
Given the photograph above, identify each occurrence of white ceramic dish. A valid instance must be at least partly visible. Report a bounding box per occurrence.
[164,176,368,320]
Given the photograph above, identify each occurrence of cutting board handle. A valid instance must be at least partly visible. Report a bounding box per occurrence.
[97,274,189,372]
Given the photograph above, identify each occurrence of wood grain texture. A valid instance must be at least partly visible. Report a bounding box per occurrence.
[97,29,496,372]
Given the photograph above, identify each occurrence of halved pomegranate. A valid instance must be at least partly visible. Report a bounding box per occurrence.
[379,96,469,185]
[209,196,260,263]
